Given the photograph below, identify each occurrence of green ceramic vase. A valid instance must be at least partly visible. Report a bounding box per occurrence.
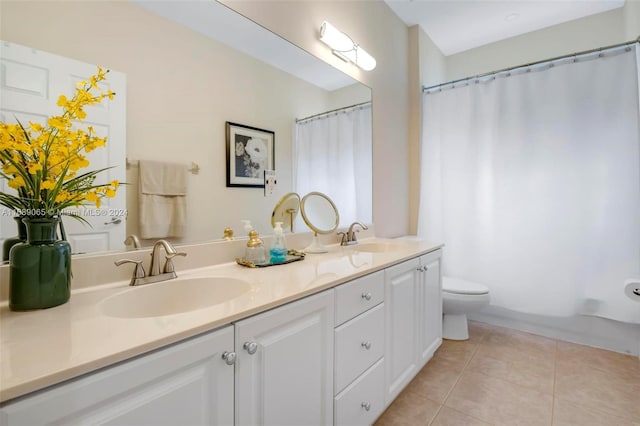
[2,217,27,262]
[9,218,71,311]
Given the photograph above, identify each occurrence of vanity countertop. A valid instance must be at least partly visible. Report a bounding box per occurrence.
[0,238,442,403]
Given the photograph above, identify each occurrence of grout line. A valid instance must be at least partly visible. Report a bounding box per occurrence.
[428,330,488,425]
[550,340,558,426]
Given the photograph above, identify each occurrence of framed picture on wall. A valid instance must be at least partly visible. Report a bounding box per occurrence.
[226,121,275,188]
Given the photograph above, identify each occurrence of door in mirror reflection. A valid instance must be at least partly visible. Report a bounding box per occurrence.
[0,41,127,254]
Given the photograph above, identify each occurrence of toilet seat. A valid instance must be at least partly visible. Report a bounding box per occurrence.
[443,277,489,295]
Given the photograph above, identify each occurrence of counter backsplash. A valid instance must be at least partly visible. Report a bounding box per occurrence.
[0,226,376,303]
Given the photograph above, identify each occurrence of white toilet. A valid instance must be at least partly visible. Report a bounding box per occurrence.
[442,277,490,340]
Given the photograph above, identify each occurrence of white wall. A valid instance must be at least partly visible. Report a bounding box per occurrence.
[445,2,639,81]
[221,0,412,238]
[0,0,368,242]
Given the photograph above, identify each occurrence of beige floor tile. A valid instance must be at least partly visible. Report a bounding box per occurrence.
[433,338,479,369]
[481,327,557,360]
[445,371,553,426]
[467,321,494,343]
[555,357,640,423]
[431,406,493,426]
[552,397,639,426]
[556,341,640,377]
[467,347,555,394]
[374,390,440,426]
[404,356,464,404]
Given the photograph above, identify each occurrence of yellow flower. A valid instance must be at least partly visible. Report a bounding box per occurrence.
[27,162,43,174]
[110,180,119,189]
[57,95,68,108]
[7,176,26,189]
[41,179,56,190]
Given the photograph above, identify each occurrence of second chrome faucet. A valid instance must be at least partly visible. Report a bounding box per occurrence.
[115,239,187,286]
[339,222,369,246]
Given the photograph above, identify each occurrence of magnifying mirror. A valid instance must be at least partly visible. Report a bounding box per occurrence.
[271,192,300,232]
[300,191,340,253]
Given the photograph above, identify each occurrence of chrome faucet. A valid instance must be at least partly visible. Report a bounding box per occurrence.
[124,234,142,249]
[149,239,185,276]
[339,222,369,246]
[115,239,187,286]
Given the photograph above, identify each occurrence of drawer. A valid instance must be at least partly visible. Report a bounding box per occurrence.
[335,303,384,393]
[335,270,384,325]
[335,358,385,426]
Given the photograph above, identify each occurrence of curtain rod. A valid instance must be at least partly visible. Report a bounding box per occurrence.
[423,36,640,92]
[296,101,371,123]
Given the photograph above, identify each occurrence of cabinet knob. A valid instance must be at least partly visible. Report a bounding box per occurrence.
[361,341,372,350]
[361,402,371,411]
[221,351,236,365]
[417,266,428,272]
[361,292,372,301]
[243,341,258,355]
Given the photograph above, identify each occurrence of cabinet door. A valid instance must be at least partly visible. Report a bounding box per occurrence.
[383,258,420,405]
[0,326,235,426]
[418,249,443,368]
[235,290,334,426]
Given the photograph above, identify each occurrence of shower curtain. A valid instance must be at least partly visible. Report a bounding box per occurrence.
[418,44,640,323]
[294,103,372,226]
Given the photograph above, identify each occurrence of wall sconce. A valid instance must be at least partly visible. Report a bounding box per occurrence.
[319,21,376,71]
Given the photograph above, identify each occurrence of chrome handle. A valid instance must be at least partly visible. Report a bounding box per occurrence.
[244,341,258,355]
[164,252,187,273]
[361,341,372,350]
[361,402,371,411]
[114,259,146,286]
[222,351,236,365]
[361,292,372,301]
[417,266,428,272]
[104,217,122,225]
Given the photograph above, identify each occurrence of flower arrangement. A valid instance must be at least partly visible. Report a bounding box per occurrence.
[0,67,120,220]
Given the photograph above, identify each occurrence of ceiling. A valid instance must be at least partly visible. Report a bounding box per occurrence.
[384,0,626,56]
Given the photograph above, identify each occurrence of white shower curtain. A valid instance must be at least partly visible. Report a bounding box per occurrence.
[418,45,640,323]
[294,103,372,226]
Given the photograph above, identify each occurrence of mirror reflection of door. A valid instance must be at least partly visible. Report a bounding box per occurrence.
[0,41,127,254]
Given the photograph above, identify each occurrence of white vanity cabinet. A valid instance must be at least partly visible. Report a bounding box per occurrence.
[384,249,442,405]
[234,289,335,426]
[418,250,443,368]
[0,325,235,426]
[333,271,386,426]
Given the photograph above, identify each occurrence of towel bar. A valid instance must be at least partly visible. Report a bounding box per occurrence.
[126,159,200,175]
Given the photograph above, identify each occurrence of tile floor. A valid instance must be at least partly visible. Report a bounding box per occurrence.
[375,321,640,426]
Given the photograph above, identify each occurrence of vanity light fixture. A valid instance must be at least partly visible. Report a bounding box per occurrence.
[319,21,376,71]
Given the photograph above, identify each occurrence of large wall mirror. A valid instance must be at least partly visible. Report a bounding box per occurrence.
[0,0,372,255]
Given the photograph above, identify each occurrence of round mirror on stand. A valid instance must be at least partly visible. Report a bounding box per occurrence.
[300,192,340,253]
[271,193,301,232]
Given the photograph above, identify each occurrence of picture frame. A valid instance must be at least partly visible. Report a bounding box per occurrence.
[226,121,275,188]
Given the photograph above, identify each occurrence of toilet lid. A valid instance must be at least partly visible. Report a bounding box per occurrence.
[442,277,489,295]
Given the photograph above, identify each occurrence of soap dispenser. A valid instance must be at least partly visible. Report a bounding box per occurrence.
[270,222,287,263]
[245,229,266,264]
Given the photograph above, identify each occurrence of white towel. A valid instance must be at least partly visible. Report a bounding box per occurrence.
[138,160,187,238]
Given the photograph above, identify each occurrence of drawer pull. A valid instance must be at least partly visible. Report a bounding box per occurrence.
[361,402,371,411]
[361,292,372,301]
[243,341,258,355]
[221,351,236,365]
[361,341,372,350]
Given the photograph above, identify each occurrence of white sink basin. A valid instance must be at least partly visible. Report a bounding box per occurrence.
[352,242,402,253]
[101,277,251,318]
